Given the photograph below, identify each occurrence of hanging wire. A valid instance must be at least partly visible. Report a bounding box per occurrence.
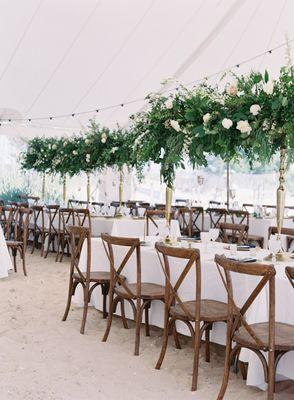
[0,37,293,124]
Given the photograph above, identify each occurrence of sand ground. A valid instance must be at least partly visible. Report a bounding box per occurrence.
[0,251,292,400]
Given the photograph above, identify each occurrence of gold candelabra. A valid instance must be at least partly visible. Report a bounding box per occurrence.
[63,175,67,203]
[116,169,124,218]
[86,172,91,203]
[41,173,46,201]
[164,186,173,244]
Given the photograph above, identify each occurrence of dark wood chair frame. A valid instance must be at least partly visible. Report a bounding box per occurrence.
[6,207,32,276]
[155,243,230,391]
[29,205,45,255]
[43,205,60,258]
[229,209,264,247]
[56,208,76,262]
[219,222,249,245]
[101,234,165,356]
[268,226,294,252]
[206,207,228,229]
[146,209,175,236]
[62,226,110,334]
[215,254,294,400]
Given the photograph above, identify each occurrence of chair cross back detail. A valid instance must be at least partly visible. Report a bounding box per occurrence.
[285,267,294,289]
[46,205,60,235]
[206,208,228,228]
[215,254,276,350]
[66,225,90,282]
[155,243,201,321]
[219,223,248,244]
[229,210,249,225]
[101,234,140,298]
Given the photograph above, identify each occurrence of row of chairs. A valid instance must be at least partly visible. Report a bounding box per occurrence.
[63,226,294,397]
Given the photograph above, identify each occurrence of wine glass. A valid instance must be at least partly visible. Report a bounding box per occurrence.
[197,175,204,205]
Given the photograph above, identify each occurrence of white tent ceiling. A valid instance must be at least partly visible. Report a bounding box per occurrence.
[0,0,293,137]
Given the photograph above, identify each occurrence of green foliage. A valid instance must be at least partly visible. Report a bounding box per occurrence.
[0,184,30,204]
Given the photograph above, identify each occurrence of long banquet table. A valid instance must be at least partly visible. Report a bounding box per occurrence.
[73,237,294,390]
[0,226,12,278]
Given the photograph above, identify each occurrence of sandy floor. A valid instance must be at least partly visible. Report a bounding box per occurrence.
[0,251,291,400]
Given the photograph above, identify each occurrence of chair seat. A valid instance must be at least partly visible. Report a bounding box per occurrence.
[170,299,229,322]
[234,322,294,352]
[248,234,263,241]
[115,282,165,300]
[6,240,23,247]
[73,271,111,283]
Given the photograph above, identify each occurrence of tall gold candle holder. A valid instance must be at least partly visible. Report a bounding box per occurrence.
[41,172,46,201]
[164,186,173,244]
[116,169,124,218]
[86,172,91,204]
[62,175,67,204]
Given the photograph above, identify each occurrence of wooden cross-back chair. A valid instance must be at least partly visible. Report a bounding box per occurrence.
[146,209,175,236]
[206,207,228,229]
[6,207,32,276]
[268,226,294,252]
[62,226,111,334]
[56,208,76,262]
[242,203,254,213]
[18,194,39,205]
[43,204,60,258]
[155,243,229,391]
[230,210,264,247]
[74,208,91,232]
[285,267,294,289]
[177,207,192,237]
[101,234,165,356]
[219,223,249,245]
[91,201,104,213]
[28,205,45,255]
[0,206,14,239]
[214,254,294,400]
[125,201,138,216]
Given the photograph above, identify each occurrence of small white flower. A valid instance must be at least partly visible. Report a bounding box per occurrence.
[237,91,245,97]
[262,119,270,130]
[236,120,252,134]
[169,119,181,132]
[226,84,238,96]
[222,118,233,129]
[262,81,274,95]
[160,148,165,158]
[86,153,91,162]
[203,113,211,124]
[101,132,107,143]
[111,147,118,153]
[52,144,57,150]
[85,139,90,145]
[164,98,173,109]
[72,150,78,155]
[251,84,258,95]
[250,104,261,116]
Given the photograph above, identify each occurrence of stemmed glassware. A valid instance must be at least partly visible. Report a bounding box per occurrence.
[197,175,204,205]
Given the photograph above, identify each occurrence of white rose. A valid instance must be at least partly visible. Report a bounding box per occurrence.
[262,119,270,130]
[164,99,173,109]
[203,113,211,124]
[85,139,90,145]
[86,154,90,162]
[169,119,181,132]
[101,132,107,143]
[222,118,233,129]
[262,81,274,95]
[250,104,261,116]
[236,120,252,134]
[226,85,238,96]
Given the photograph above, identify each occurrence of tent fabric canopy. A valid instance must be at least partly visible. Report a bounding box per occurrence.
[0,0,293,138]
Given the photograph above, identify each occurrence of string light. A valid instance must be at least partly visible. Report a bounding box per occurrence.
[0,37,292,125]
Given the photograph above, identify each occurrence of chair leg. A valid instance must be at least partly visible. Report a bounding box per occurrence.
[120,299,129,329]
[80,283,90,334]
[101,284,109,319]
[21,247,27,276]
[12,248,17,272]
[31,233,36,254]
[205,324,212,363]
[155,316,171,369]
[55,234,61,262]
[172,320,181,349]
[217,344,239,400]
[144,301,150,337]
[102,291,115,342]
[134,298,142,356]
[268,349,275,400]
[62,277,74,321]
[44,235,51,259]
[191,320,201,391]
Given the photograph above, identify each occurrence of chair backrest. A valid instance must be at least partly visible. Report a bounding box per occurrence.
[74,208,91,233]
[125,201,138,216]
[177,207,193,237]
[285,267,294,289]
[66,225,91,282]
[215,254,276,351]
[31,205,44,233]
[101,233,141,298]
[229,209,249,226]
[219,222,248,244]
[146,209,175,236]
[0,206,15,239]
[242,203,254,213]
[59,208,76,232]
[155,242,201,321]
[206,207,228,228]
[18,194,40,205]
[13,207,32,250]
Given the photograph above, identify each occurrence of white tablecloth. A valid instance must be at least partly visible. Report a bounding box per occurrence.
[0,226,12,278]
[90,217,181,238]
[73,238,294,390]
[203,215,294,248]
